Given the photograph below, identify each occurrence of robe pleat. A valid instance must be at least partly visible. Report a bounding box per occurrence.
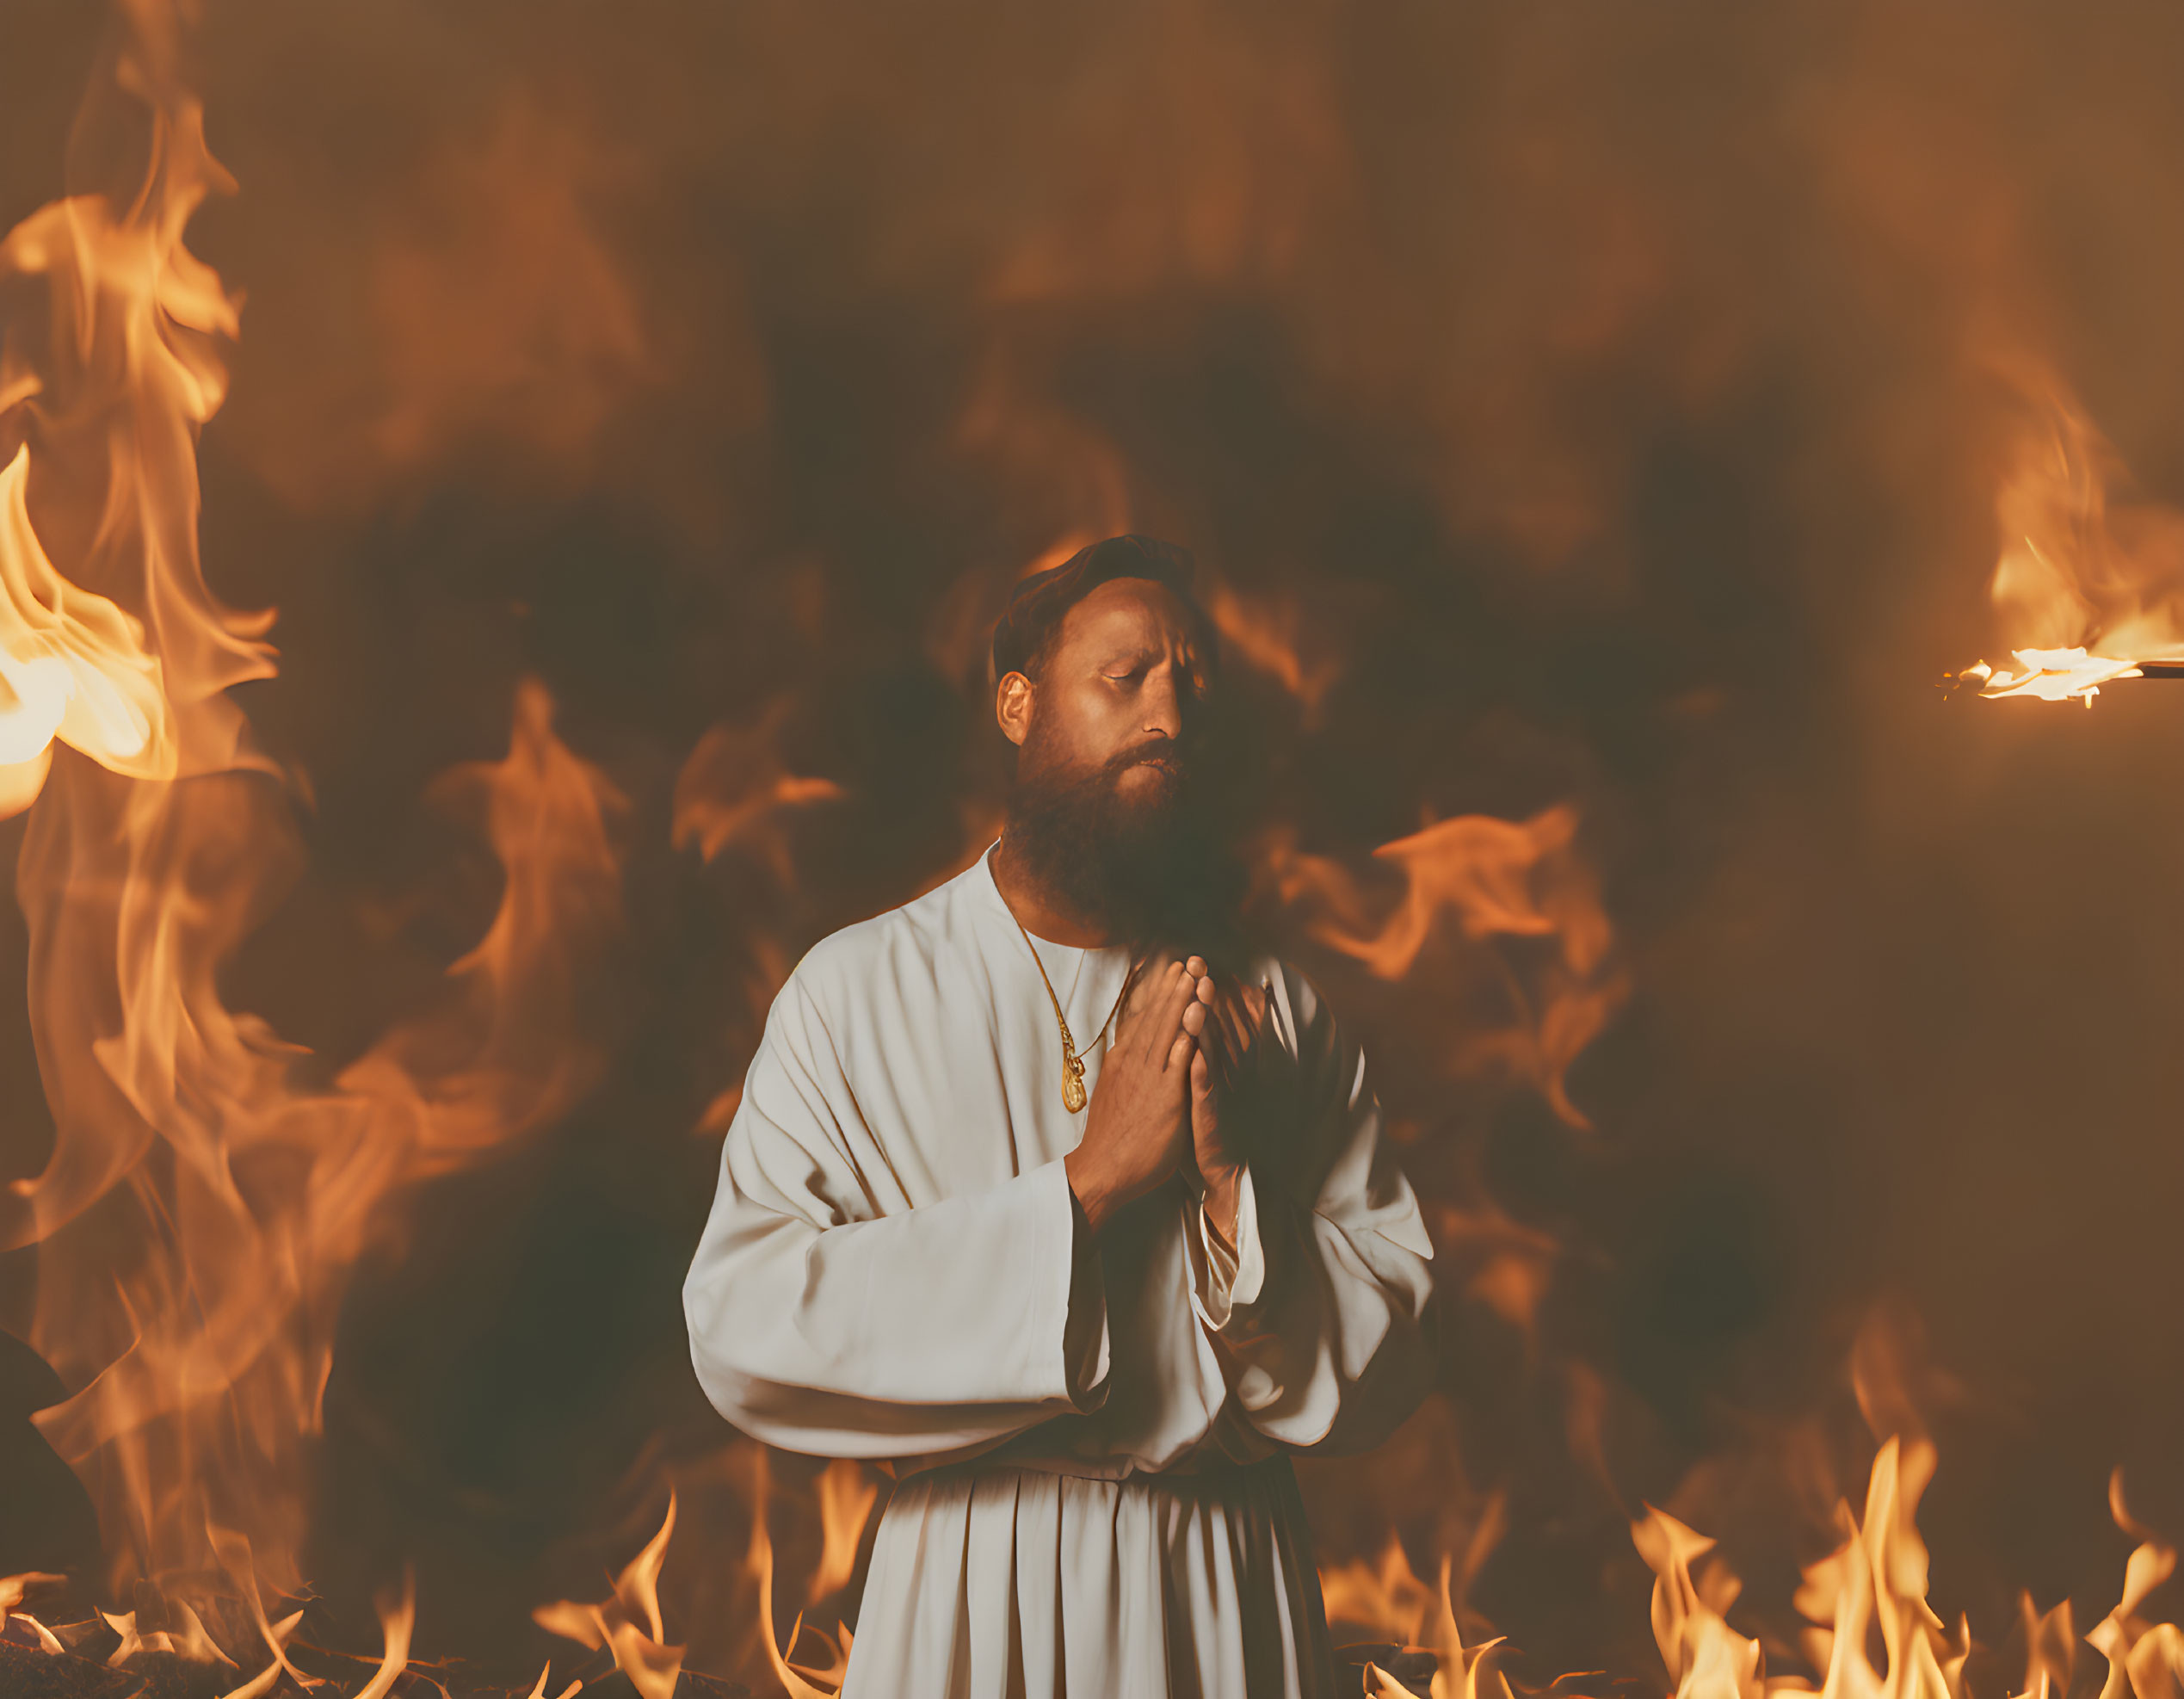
[854,1460,1336,1697]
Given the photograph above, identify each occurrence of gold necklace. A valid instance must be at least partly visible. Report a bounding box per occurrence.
[1008,908,1135,1114]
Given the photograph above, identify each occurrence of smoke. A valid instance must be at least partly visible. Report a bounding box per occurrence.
[9,0,2184,1683]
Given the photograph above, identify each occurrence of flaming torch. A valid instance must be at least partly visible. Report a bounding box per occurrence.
[1947,648,2184,705]
[1950,384,2184,706]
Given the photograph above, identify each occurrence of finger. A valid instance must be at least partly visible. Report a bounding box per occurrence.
[1167,1029,1196,1076]
[1143,967,1200,1061]
[1186,955,1208,979]
[1195,973,1215,1006]
[1181,1000,1207,1037]
[1190,1047,1215,1128]
[1119,959,1171,1028]
[1125,959,1185,1035]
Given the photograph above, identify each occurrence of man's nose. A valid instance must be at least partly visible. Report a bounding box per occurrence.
[1141,669,1184,739]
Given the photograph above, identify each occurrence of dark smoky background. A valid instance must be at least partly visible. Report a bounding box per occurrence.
[9,0,2184,1685]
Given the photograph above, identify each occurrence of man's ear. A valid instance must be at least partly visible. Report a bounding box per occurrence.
[996,670,1033,747]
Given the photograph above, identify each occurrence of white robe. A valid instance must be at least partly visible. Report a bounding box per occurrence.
[683,848,1436,1697]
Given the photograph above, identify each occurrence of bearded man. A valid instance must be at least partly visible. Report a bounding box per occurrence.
[683,535,1435,1696]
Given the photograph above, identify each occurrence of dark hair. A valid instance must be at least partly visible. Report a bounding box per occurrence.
[989,534,1217,686]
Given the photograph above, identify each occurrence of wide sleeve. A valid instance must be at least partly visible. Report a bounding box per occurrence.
[682,974,1110,1461]
[1178,963,1436,1454]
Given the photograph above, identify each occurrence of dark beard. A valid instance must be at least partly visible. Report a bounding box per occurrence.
[1003,736,1243,958]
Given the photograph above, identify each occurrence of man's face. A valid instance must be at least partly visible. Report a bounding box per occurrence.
[1011,577,1209,817]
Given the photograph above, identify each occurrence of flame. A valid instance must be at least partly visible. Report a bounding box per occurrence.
[1633,1507,1765,1699]
[809,1458,879,1606]
[0,447,170,803]
[1953,647,2144,705]
[351,1572,416,1699]
[672,700,847,879]
[207,1589,308,1699]
[0,15,632,1611]
[0,1572,67,1655]
[535,1494,685,1699]
[1629,1413,1979,1699]
[24,669,626,1600]
[101,1594,233,1667]
[216,1658,292,1699]
[1607,1369,2184,1699]
[522,1665,586,1699]
[2090,1473,2181,1699]
[742,1452,858,1699]
[1360,1556,1517,1699]
[1326,1492,1511,1697]
[1272,804,1624,1126]
[1205,580,1342,720]
[1953,382,2184,704]
[528,1445,880,1695]
[1323,1532,1436,1647]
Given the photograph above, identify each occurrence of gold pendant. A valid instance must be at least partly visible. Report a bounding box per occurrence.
[1059,1030,1088,1113]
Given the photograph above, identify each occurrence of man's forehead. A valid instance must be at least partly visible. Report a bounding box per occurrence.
[1056,578,1197,652]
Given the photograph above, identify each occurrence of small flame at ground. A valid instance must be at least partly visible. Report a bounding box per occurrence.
[534,1495,685,1699]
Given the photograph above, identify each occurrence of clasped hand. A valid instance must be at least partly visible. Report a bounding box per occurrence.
[1063,953,1269,1242]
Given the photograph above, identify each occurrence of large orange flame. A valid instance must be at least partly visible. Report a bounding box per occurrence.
[0,0,636,1614]
[24,663,626,1603]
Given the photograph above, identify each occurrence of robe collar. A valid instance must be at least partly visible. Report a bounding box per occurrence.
[974,839,1134,1028]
